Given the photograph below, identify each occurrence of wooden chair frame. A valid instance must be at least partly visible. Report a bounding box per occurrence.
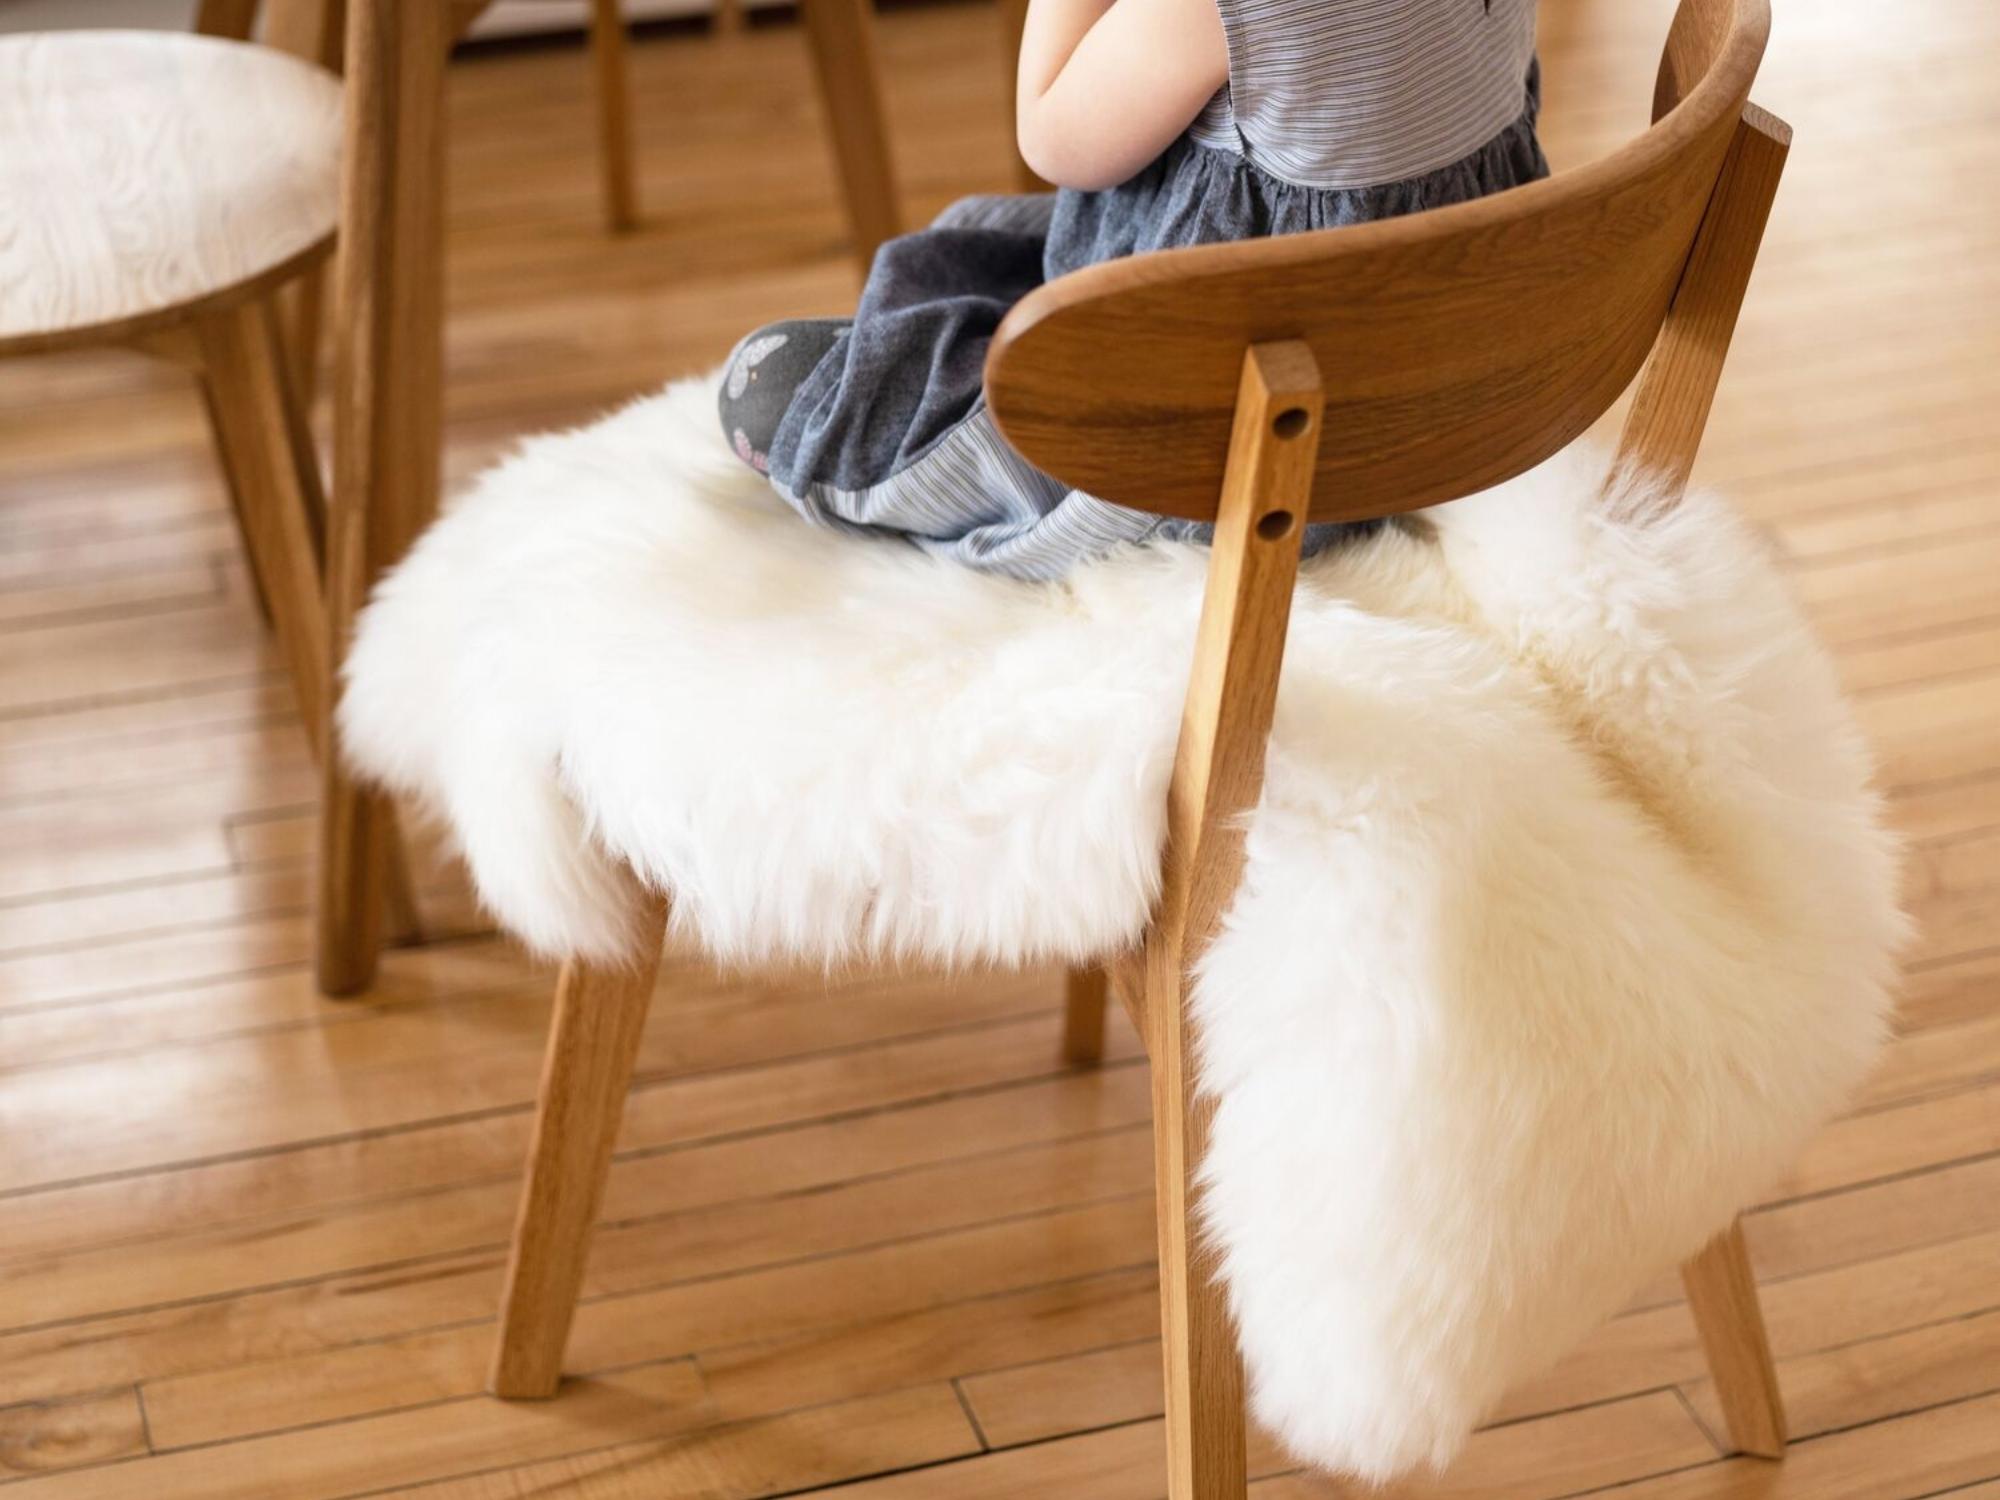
[481,4,1795,1495]
[486,114,1794,1500]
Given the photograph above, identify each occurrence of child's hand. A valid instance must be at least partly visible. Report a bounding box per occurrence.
[1016,0,1228,191]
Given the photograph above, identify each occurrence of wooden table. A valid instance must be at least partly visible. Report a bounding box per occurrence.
[316,0,903,993]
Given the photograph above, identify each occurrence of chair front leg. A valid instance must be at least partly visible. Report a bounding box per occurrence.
[1149,938,1249,1500]
[491,894,670,1398]
[319,0,452,995]
[1681,1219,1787,1457]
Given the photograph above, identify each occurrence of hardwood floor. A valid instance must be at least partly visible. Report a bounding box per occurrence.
[1,1,1997,1494]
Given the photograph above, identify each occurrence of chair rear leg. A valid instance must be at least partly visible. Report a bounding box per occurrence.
[798,0,901,272]
[491,896,669,1398]
[1062,966,1109,1065]
[194,300,334,759]
[588,0,639,232]
[1681,1219,1787,1457]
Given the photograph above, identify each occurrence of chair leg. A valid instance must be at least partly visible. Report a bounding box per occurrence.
[198,378,279,630]
[1062,965,1108,1065]
[319,0,453,996]
[1149,943,1248,1500]
[1141,343,1319,1500]
[588,0,639,232]
[276,266,329,422]
[196,296,427,971]
[491,896,670,1399]
[798,0,901,273]
[1681,1219,1787,1458]
[194,300,333,761]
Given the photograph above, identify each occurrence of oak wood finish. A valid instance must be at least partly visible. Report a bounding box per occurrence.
[491,891,672,1398]
[985,1,1771,522]
[2,1,1989,1495]
[1682,1221,1789,1457]
[799,0,904,270]
[1145,341,1322,1500]
[1615,104,1791,502]
[191,302,332,760]
[589,0,641,232]
[1062,964,1109,1065]
[314,0,898,989]
[192,0,259,40]
[0,22,366,942]
[318,0,454,995]
[257,0,348,411]
[492,3,1796,1486]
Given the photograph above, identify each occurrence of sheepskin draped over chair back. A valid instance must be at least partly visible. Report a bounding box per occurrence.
[984,0,1771,525]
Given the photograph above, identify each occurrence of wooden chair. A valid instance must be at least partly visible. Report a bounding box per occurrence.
[485,0,1794,1493]
[0,27,345,829]
[0,14,429,942]
[313,0,904,993]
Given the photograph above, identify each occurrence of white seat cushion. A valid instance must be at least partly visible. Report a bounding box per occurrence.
[342,375,1902,1480]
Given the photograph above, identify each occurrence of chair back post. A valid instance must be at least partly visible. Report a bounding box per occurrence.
[1612,102,1790,507]
[1144,340,1322,1500]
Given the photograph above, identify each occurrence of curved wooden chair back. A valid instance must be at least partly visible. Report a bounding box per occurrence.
[986,0,1776,526]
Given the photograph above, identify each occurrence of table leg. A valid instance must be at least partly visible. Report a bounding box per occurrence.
[319,0,453,996]
[799,0,901,274]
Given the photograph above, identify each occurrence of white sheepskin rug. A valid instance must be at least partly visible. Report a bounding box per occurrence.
[341,375,1903,1481]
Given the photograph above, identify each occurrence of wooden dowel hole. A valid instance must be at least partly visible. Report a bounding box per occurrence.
[1256,510,1296,541]
[1272,407,1311,439]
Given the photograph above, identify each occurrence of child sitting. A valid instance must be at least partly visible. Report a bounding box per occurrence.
[721,0,1546,579]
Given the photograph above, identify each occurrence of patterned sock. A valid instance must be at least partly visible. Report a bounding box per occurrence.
[717,318,850,475]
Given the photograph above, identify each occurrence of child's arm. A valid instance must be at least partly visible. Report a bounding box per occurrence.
[1016,0,1228,192]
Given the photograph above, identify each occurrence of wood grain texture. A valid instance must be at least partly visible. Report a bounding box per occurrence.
[317,0,454,995]
[194,0,260,39]
[1063,964,1109,1065]
[191,299,331,759]
[1144,342,1323,1500]
[0,32,342,355]
[0,0,1995,1494]
[1615,105,1791,502]
[1682,1222,1789,1458]
[799,0,904,271]
[985,2,1771,522]
[491,892,671,1398]
[589,0,640,233]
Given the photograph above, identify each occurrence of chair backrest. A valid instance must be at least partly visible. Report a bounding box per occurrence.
[984,0,1771,524]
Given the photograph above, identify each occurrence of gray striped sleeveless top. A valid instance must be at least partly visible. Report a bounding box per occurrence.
[1189,0,1540,190]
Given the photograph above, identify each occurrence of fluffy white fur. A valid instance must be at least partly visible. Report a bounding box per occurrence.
[341,376,1903,1480]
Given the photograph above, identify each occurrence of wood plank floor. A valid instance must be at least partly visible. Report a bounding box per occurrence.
[2,1,1997,1494]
